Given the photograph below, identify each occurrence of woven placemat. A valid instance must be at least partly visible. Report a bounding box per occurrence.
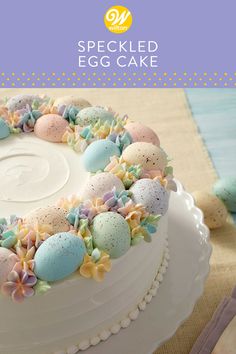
[1,88,236,354]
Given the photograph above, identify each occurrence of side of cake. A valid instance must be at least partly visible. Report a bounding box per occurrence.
[0,94,175,354]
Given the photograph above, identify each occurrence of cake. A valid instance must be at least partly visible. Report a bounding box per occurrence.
[0,94,176,354]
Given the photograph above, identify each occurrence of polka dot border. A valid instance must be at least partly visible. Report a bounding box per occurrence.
[0,72,236,87]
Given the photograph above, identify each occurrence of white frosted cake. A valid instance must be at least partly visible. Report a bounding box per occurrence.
[0,95,176,354]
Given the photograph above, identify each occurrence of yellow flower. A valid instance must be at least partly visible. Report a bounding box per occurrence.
[80,252,111,282]
[57,195,81,211]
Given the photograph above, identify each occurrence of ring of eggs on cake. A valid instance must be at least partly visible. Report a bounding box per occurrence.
[0,94,176,303]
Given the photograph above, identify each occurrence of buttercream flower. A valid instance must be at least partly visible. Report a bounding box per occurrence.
[57,195,81,211]
[104,156,141,188]
[103,188,132,211]
[61,105,79,124]
[1,268,37,303]
[80,251,111,282]
[141,166,177,192]
[16,221,51,249]
[37,98,56,115]
[108,131,132,152]
[14,245,35,273]
[122,203,149,229]
[67,203,96,230]
[16,108,42,132]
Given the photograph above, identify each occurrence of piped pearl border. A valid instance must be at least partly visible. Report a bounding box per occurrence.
[54,238,170,354]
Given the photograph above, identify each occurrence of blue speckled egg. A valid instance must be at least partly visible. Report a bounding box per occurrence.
[213,177,236,212]
[92,212,131,258]
[0,118,10,140]
[83,140,121,173]
[34,232,86,282]
[130,178,169,215]
[76,107,115,127]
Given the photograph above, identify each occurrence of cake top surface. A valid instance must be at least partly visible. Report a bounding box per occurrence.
[0,94,176,303]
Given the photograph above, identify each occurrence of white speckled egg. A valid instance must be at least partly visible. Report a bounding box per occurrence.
[0,248,17,285]
[192,191,228,229]
[125,122,160,146]
[83,139,121,173]
[92,212,131,258]
[82,172,124,200]
[6,94,44,112]
[24,206,70,234]
[34,114,69,142]
[213,177,236,212]
[76,107,115,127]
[53,96,91,110]
[122,142,168,171]
[130,178,169,215]
[34,232,86,282]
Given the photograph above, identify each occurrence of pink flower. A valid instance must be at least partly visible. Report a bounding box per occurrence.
[1,267,37,303]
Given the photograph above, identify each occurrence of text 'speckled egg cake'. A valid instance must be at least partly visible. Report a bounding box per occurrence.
[0,94,177,354]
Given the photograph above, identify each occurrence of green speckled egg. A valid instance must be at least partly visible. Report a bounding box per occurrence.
[92,212,131,258]
[213,177,236,212]
[192,191,228,229]
[76,107,115,127]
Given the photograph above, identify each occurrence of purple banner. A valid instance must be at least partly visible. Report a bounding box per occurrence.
[0,0,235,88]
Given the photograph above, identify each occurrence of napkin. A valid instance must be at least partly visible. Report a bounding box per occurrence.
[190,286,236,354]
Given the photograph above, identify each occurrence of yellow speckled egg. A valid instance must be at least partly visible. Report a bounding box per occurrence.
[53,96,91,110]
[24,206,70,234]
[192,191,228,229]
[122,142,168,171]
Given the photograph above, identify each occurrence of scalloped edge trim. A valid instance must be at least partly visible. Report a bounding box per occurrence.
[54,238,169,354]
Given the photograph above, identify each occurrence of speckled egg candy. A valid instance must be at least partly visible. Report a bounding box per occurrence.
[34,232,86,282]
[34,114,69,142]
[6,94,43,112]
[0,118,10,139]
[76,107,115,127]
[0,248,17,285]
[192,191,228,229]
[125,122,160,146]
[53,96,91,110]
[122,142,168,171]
[83,140,121,173]
[92,212,131,258]
[24,206,70,234]
[82,172,124,200]
[213,177,236,212]
[130,178,169,215]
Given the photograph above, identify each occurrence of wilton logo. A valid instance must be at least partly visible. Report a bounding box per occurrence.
[104,6,132,34]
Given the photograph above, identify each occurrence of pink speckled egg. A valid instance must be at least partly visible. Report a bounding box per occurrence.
[125,122,160,146]
[53,96,91,110]
[0,248,17,286]
[34,114,69,143]
[82,172,125,200]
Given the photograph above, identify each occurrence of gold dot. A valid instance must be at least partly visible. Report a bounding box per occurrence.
[203,72,207,76]
[133,83,137,86]
[194,72,197,76]
[72,83,76,86]
[173,72,177,76]
[184,83,187,86]
[1,73,5,76]
[209,78,212,81]
[88,77,91,81]
[204,82,207,86]
[178,78,182,81]
[124,72,127,76]
[93,82,96,86]
[143,83,147,86]
[153,73,157,76]
[12,72,15,76]
[194,83,197,87]
[133,72,137,76]
[153,83,157,86]
[113,73,117,76]
[32,72,35,76]
[72,72,76,76]
[169,78,172,81]
[163,83,167,86]
[62,72,66,76]
[42,73,46,76]
[52,72,56,76]
[158,78,162,81]
[138,78,141,81]
[123,82,127,86]
[98,78,101,81]
[1,83,5,86]
[163,72,167,76]
[102,72,106,76]
[67,78,71,81]
[224,72,228,76]
[22,72,26,76]
[224,83,228,86]
[11,83,15,87]
[62,83,66,86]
[77,77,80,81]
[57,78,61,81]
[17,78,20,81]
[107,78,111,81]
[82,73,86,76]
[93,73,96,76]
[188,78,192,81]
[173,83,177,87]
[128,78,132,81]
[113,83,117,86]
[183,72,187,76]
[214,72,218,76]
[229,77,233,81]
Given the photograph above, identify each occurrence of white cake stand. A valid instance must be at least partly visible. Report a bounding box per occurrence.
[84,181,212,354]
